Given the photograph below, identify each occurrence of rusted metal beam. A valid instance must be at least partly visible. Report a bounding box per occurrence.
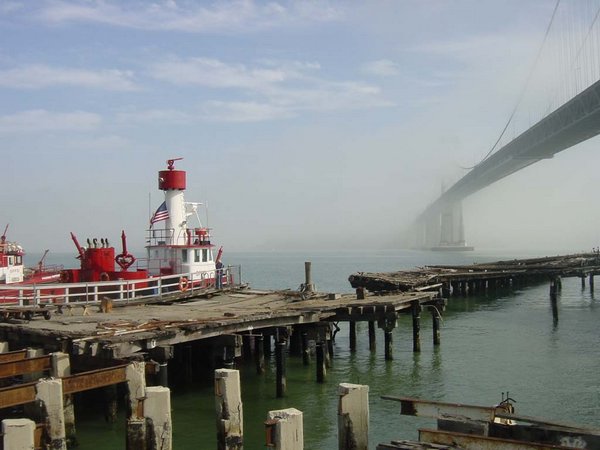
[382,396,497,422]
[0,349,27,363]
[0,381,37,409]
[0,355,51,379]
[62,365,129,394]
[419,428,579,449]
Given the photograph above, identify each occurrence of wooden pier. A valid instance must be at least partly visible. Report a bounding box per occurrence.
[349,252,600,295]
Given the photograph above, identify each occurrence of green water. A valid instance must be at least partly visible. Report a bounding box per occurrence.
[30,250,600,448]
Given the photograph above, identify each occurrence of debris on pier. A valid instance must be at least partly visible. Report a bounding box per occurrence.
[349,252,600,293]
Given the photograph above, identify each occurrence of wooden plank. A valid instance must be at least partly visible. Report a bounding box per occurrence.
[419,429,580,450]
[0,382,37,409]
[0,349,27,363]
[62,365,129,394]
[0,355,51,379]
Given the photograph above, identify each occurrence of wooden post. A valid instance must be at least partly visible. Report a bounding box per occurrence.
[338,383,369,450]
[36,378,67,450]
[264,334,272,358]
[304,261,314,292]
[215,369,243,450]
[104,384,118,423]
[301,332,310,366]
[582,276,586,289]
[349,321,357,352]
[255,335,265,374]
[368,321,376,352]
[289,328,302,356]
[2,419,36,450]
[590,273,595,291]
[242,334,253,360]
[550,280,558,324]
[411,301,422,353]
[145,386,172,450]
[384,330,393,361]
[266,408,304,450]
[356,287,365,300]
[276,341,286,398]
[431,307,441,346]
[316,342,326,383]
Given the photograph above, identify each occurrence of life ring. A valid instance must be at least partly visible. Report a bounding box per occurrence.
[100,272,110,282]
[179,277,189,292]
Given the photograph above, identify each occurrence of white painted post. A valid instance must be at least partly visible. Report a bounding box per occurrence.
[2,418,36,450]
[338,383,369,450]
[144,386,172,450]
[266,408,304,450]
[126,361,146,418]
[36,378,67,450]
[24,348,45,381]
[215,368,243,450]
[0,341,8,353]
[51,352,76,445]
[126,361,147,449]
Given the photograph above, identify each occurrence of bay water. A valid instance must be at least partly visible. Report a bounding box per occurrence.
[25,249,600,449]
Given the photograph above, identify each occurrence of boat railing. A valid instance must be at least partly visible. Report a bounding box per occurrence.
[0,265,242,307]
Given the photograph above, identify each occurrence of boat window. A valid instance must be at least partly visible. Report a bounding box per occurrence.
[194,249,200,262]
[16,256,22,265]
[202,249,208,262]
[8,256,13,265]
[181,249,188,263]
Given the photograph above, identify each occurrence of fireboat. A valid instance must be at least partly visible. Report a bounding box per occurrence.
[0,158,233,306]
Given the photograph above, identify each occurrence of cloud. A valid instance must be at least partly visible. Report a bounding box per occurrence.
[0,65,138,90]
[0,109,101,133]
[0,1,24,14]
[116,109,195,124]
[147,56,392,120]
[362,59,401,77]
[36,0,344,33]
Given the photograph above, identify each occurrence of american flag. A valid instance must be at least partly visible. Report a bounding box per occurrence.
[150,201,169,225]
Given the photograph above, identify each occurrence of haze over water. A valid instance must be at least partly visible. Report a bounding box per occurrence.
[30,249,598,450]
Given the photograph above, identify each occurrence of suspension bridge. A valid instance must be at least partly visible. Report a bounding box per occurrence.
[412,0,600,250]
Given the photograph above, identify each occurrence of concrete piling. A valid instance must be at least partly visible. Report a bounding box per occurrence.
[126,361,147,449]
[266,408,304,450]
[36,378,67,450]
[51,352,76,447]
[145,386,172,450]
[215,369,243,450]
[0,341,8,353]
[2,418,36,450]
[304,261,314,293]
[338,383,369,450]
[276,341,287,398]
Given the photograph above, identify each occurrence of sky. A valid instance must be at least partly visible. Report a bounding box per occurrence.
[2,0,600,256]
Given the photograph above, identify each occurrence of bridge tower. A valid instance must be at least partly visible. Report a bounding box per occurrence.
[413,201,474,251]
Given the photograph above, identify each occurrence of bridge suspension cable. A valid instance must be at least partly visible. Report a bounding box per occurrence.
[460,0,562,171]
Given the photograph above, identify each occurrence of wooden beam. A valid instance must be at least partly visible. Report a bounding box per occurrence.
[382,396,497,422]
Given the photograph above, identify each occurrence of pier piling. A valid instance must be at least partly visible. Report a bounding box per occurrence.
[368,321,376,351]
[126,361,147,449]
[431,307,441,346]
[36,378,67,450]
[590,273,595,291]
[276,341,287,398]
[215,369,243,450]
[316,341,326,383]
[265,408,304,450]
[0,341,8,353]
[338,383,369,450]
[349,321,357,352]
[301,332,310,366]
[145,386,172,450]
[411,301,422,353]
[255,335,265,374]
[2,419,36,450]
[51,352,76,446]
